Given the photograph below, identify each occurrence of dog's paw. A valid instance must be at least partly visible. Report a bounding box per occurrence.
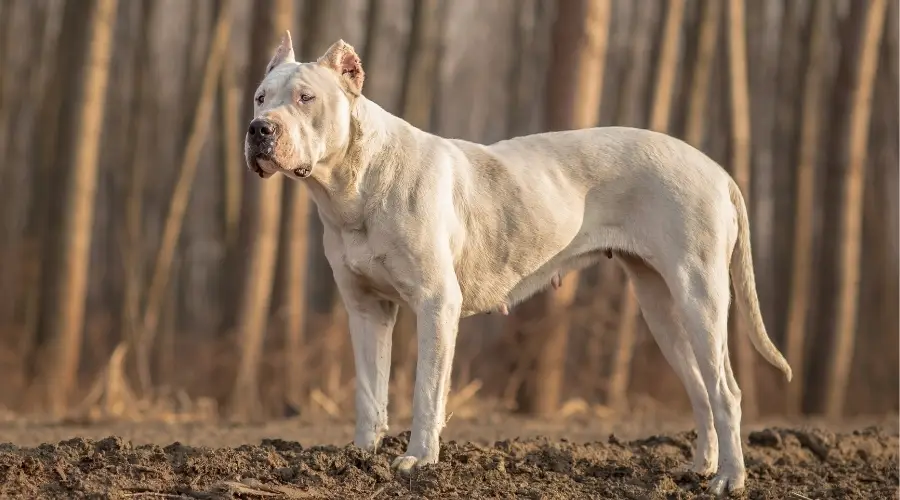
[353,432,385,453]
[353,423,388,453]
[672,460,716,479]
[706,468,745,497]
[690,454,718,477]
[391,451,438,476]
[391,455,420,476]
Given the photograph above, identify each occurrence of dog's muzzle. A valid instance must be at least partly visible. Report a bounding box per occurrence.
[246,117,279,177]
[247,117,277,145]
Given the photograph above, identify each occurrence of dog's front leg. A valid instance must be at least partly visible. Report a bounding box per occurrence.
[391,283,462,474]
[345,294,399,452]
[329,258,399,451]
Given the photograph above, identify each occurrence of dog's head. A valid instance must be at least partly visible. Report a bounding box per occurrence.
[245,32,365,180]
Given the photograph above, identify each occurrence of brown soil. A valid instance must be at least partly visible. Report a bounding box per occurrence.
[0,415,896,500]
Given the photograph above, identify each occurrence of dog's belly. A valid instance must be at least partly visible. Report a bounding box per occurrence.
[457,228,619,317]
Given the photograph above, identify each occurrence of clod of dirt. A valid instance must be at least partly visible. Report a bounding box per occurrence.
[748,429,782,449]
[0,426,895,499]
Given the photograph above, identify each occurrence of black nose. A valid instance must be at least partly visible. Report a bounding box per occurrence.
[248,118,276,138]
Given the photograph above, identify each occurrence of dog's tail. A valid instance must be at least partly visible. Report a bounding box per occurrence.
[728,179,793,382]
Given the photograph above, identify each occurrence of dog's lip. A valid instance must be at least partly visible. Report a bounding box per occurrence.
[292,165,312,178]
[249,155,278,178]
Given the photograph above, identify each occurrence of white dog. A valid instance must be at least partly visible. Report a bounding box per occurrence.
[244,32,792,496]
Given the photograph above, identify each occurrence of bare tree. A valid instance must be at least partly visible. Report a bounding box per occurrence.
[228,0,293,422]
[121,0,158,390]
[825,0,888,418]
[0,0,13,163]
[684,0,721,149]
[362,0,414,115]
[137,0,234,395]
[33,0,119,416]
[725,0,759,419]
[0,1,57,331]
[608,0,685,411]
[220,56,243,248]
[517,0,612,416]
[23,1,70,406]
[770,1,807,345]
[784,0,830,416]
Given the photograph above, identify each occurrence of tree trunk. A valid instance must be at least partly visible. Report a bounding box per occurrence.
[121,0,157,392]
[516,0,611,417]
[220,56,242,248]
[34,0,118,416]
[137,0,233,395]
[228,0,293,422]
[361,0,414,115]
[684,0,721,149]
[726,0,759,419]
[825,0,888,419]
[1,1,55,334]
[784,0,830,416]
[608,0,684,411]
[0,0,13,167]
[24,1,71,401]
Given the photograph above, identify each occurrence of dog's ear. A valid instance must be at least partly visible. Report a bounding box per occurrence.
[317,39,365,96]
[265,30,295,75]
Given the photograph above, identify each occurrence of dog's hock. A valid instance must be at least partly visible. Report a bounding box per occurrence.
[265,30,295,75]
[318,39,365,96]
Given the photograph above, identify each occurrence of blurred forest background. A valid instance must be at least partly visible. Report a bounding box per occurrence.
[0,0,896,426]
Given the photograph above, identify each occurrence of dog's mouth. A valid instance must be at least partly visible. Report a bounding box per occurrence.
[291,165,312,178]
[250,154,277,179]
[250,155,312,180]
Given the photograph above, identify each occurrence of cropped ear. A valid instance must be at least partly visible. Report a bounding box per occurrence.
[317,39,365,96]
[265,30,295,75]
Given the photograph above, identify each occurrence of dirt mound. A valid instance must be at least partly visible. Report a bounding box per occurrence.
[0,426,895,499]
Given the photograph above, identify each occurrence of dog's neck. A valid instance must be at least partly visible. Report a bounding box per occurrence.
[303,96,408,231]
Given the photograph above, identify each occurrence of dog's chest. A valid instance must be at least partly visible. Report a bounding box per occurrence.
[340,231,402,301]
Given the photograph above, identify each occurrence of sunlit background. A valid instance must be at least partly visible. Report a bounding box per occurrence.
[0,0,896,433]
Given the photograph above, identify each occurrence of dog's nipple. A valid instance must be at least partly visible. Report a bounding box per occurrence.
[551,273,562,290]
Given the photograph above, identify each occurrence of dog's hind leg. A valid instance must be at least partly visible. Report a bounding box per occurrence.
[618,255,718,476]
[392,277,463,474]
[667,257,746,496]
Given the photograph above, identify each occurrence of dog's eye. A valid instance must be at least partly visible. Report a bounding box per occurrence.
[255,94,265,105]
[299,94,314,103]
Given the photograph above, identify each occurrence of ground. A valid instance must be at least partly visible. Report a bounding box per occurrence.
[0,412,896,499]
